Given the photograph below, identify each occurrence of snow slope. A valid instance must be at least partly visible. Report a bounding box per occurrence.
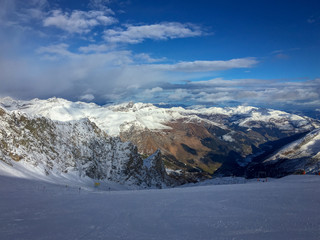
[265,128,320,163]
[0,174,319,240]
[261,128,320,174]
[0,160,133,191]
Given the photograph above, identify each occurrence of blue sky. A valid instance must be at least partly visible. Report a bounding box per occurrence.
[0,0,319,110]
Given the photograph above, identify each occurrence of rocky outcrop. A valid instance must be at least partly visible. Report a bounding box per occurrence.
[0,107,172,188]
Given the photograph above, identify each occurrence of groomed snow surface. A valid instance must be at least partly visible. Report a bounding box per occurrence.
[1,174,319,240]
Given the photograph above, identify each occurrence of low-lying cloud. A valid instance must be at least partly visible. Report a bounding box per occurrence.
[138,78,320,109]
[151,58,258,72]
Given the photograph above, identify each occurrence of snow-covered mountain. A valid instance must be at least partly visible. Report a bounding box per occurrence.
[1,97,316,136]
[247,128,320,177]
[1,96,319,179]
[0,106,172,188]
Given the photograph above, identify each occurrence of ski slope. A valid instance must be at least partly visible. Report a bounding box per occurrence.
[1,174,319,240]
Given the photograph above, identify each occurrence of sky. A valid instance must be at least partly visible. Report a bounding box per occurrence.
[0,0,319,111]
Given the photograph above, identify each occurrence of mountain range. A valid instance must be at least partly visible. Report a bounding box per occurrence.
[0,97,319,185]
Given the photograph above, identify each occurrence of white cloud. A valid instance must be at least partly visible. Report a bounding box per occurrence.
[78,44,113,53]
[79,93,95,101]
[169,89,190,100]
[36,43,134,66]
[149,87,163,93]
[36,43,75,58]
[151,58,258,72]
[0,0,48,27]
[194,91,234,103]
[103,22,203,43]
[154,78,320,108]
[142,87,163,99]
[134,53,166,63]
[88,0,113,14]
[43,9,117,34]
[189,78,270,87]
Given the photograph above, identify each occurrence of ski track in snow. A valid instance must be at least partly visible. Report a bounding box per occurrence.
[0,175,319,240]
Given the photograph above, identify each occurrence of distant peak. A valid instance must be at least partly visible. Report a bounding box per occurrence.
[109,102,157,112]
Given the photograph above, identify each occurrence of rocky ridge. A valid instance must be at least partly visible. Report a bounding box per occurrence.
[0,106,171,188]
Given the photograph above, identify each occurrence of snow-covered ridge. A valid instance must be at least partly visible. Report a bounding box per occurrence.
[242,128,320,177]
[265,128,320,165]
[0,97,316,136]
[0,97,181,136]
[177,105,315,131]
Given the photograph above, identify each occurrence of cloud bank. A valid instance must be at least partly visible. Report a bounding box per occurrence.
[152,58,258,72]
[139,78,320,109]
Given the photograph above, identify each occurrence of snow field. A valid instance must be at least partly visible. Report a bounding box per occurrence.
[0,175,319,240]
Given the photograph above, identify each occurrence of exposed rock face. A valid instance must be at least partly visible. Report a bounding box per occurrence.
[142,150,169,188]
[0,107,172,187]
